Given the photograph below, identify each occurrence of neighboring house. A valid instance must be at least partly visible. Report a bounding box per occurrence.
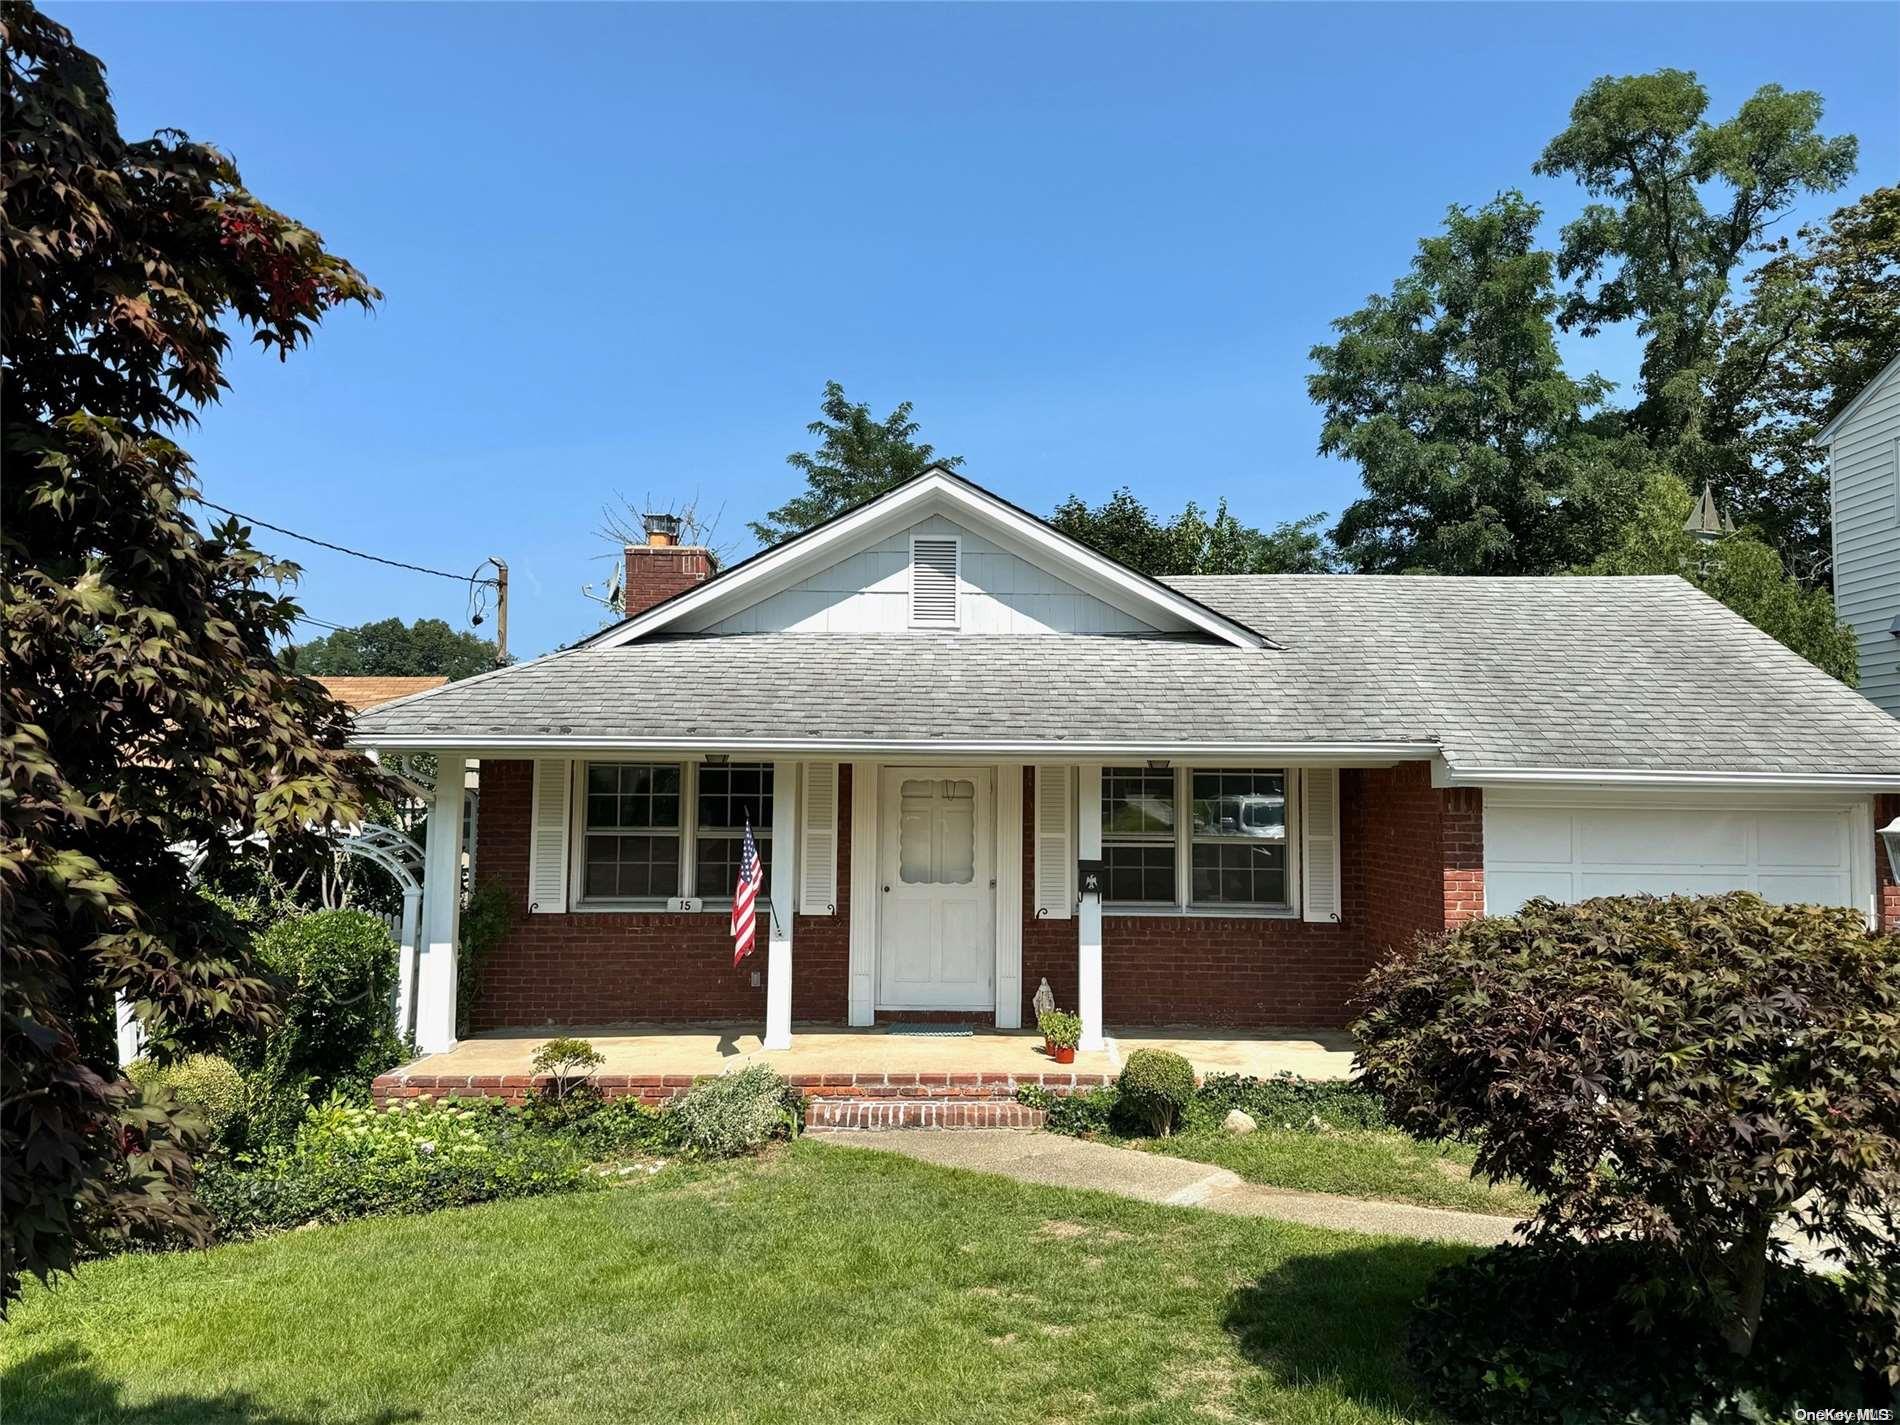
[353,468,1900,1057]
[1822,350,1900,718]
[317,675,449,712]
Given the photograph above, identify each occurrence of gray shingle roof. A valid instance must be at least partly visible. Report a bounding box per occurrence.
[352,574,1900,779]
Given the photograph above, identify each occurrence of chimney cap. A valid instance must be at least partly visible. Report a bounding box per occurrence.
[643,511,682,547]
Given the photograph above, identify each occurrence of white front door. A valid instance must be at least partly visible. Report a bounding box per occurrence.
[879,769,995,1010]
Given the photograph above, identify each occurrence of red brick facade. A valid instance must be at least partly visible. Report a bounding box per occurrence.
[468,760,847,1030]
[468,758,1479,1033]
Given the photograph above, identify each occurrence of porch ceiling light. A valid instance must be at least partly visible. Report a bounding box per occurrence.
[1881,817,1900,884]
[1147,758,1171,771]
[704,753,729,766]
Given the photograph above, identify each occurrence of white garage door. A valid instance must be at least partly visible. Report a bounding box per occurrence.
[1483,796,1865,917]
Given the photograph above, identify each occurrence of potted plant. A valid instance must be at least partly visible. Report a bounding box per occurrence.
[1041,1010,1082,1065]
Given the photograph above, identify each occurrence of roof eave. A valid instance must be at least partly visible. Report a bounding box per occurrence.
[351,732,1440,764]
[1436,763,1900,794]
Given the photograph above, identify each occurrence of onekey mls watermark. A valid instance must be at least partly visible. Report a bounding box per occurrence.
[1793,1410,1894,1422]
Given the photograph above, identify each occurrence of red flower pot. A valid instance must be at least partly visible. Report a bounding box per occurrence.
[1053,1045,1076,1065]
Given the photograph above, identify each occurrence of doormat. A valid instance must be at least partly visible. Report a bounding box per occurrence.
[885,1024,974,1038]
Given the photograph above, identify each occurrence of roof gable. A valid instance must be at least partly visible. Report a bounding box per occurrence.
[582,468,1273,650]
[1817,348,1900,446]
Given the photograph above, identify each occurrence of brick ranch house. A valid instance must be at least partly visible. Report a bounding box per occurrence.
[354,467,1900,1093]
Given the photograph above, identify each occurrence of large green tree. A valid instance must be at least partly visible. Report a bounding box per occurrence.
[1049,488,1334,575]
[1706,185,1900,582]
[1586,472,1858,683]
[1,2,381,1305]
[1311,193,1646,575]
[290,617,503,681]
[1534,70,1857,462]
[749,381,962,546]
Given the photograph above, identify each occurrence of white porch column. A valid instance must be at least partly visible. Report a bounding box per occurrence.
[114,993,145,1068]
[1077,763,1106,1052]
[416,753,465,1055]
[394,884,424,1042]
[763,758,797,1051]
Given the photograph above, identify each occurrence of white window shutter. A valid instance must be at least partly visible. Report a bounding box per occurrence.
[1301,767,1342,923]
[1033,766,1073,920]
[910,536,960,626]
[799,762,839,914]
[529,758,571,914]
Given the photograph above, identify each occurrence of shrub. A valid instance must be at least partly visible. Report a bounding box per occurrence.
[531,1036,604,1099]
[127,1056,248,1146]
[1407,1240,1867,1423]
[1117,1049,1195,1137]
[247,910,407,1138]
[564,1095,680,1158]
[1037,1009,1081,1049]
[1191,1073,1386,1132]
[1356,892,1900,1380]
[198,1095,592,1240]
[1016,1084,1121,1135]
[672,1067,803,1158]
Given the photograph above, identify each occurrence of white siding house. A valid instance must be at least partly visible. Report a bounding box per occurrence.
[1824,351,1900,718]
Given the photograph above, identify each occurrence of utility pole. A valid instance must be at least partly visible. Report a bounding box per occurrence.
[491,557,509,664]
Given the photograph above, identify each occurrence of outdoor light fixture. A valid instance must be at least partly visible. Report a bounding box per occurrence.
[1147,758,1171,771]
[1880,817,1900,884]
[704,753,729,766]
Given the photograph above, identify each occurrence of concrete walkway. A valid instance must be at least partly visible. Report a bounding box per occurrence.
[825,1128,1522,1246]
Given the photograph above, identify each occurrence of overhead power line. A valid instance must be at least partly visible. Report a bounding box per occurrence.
[192,497,512,661]
[192,497,500,587]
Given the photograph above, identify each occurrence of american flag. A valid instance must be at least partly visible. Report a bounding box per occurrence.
[731,818,763,966]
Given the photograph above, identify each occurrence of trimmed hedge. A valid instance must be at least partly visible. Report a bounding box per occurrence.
[1116,1049,1195,1136]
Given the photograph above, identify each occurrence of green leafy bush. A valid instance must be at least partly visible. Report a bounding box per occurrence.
[672,1067,803,1158]
[127,1056,247,1146]
[244,909,407,1143]
[531,1037,604,1095]
[1016,1084,1120,1135]
[199,1095,592,1240]
[1408,1240,1867,1423]
[1117,1049,1195,1136]
[565,1095,680,1158]
[1356,892,1900,1380]
[1190,1073,1386,1132]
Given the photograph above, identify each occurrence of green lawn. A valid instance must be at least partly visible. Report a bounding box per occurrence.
[3,1140,1468,1425]
[1115,1126,1538,1217]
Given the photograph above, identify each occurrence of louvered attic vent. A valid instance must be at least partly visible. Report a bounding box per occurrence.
[910,536,960,627]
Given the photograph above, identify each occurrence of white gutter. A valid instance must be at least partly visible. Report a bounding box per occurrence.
[349,733,1444,764]
[1437,763,1900,794]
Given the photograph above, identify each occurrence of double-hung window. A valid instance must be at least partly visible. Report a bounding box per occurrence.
[694,763,774,897]
[1101,766,1292,912]
[577,760,773,906]
[1102,767,1178,904]
[582,763,682,900]
[1189,770,1288,907]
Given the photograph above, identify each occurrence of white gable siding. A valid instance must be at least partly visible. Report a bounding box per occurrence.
[690,515,1161,635]
[1829,360,1900,717]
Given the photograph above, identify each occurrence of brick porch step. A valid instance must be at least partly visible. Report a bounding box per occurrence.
[372,1068,1106,1109]
[805,1097,1047,1131]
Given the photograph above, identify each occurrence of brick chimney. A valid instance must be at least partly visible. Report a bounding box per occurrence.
[624,512,712,616]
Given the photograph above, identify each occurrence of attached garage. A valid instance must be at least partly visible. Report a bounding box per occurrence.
[1482,791,1876,921]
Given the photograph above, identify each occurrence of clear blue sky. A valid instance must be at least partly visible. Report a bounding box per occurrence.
[52,2,1899,658]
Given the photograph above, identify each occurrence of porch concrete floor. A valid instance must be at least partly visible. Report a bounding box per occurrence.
[393,1025,1357,1081]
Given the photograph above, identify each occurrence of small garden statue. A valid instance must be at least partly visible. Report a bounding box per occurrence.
[1031,978,1056,1025]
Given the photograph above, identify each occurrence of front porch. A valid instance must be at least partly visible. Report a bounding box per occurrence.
[370,1023,1358,1114]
